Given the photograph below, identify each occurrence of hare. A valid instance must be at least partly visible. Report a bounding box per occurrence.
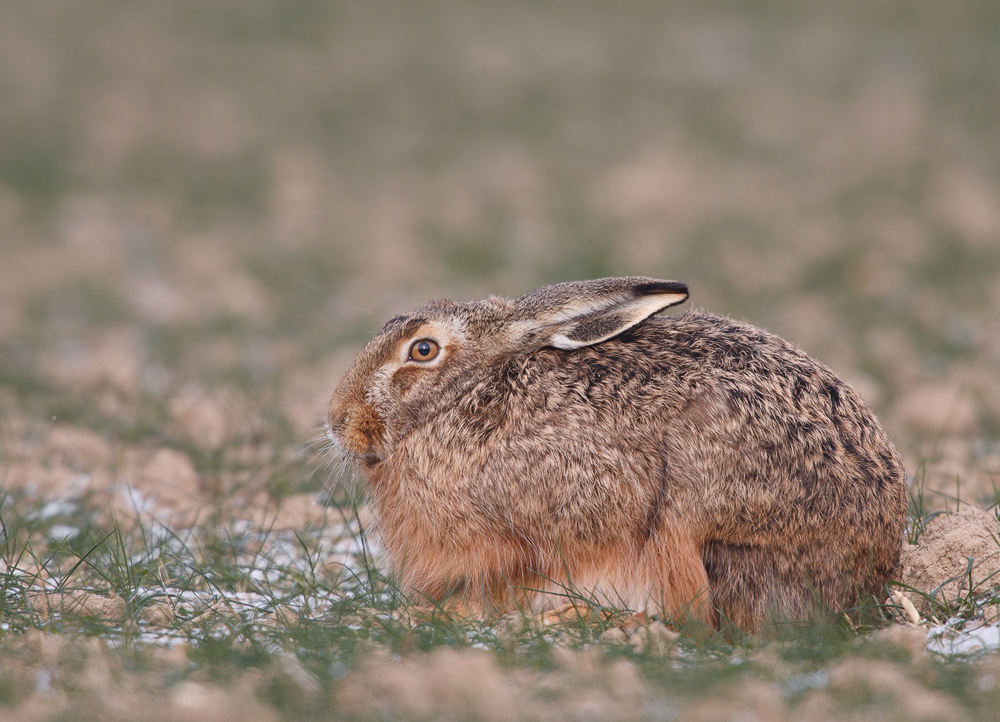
[327,277,908,632]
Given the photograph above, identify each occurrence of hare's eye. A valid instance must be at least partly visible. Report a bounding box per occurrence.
[408,339,440,362]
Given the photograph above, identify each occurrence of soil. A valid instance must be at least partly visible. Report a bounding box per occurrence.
[898,506,1000,621]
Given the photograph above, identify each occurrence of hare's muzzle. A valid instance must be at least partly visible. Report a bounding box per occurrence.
[327,397,387,464]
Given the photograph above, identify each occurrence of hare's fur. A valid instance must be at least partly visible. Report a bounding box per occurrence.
[328,278,907,631]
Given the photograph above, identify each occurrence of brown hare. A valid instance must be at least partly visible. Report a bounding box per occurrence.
[327,277,907,632]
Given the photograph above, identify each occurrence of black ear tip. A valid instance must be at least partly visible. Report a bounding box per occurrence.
[635,280,689,297]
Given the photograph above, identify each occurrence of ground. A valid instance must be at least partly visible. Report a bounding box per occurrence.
[1,1,1000,720]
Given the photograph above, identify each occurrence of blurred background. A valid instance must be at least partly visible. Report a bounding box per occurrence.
[2,0,999,510]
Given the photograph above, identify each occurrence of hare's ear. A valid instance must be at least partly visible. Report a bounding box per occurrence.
[512,277,689,350]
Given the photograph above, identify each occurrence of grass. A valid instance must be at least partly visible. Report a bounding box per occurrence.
[1,449,999,720]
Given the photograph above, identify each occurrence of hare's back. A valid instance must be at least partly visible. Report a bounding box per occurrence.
[626,312,906,543]
[634,311,880,433]
[629,312,832,386]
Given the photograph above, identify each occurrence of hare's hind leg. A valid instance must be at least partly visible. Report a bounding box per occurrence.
[701,541,854,632]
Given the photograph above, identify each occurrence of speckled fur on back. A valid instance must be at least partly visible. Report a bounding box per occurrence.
[327,278,908,632]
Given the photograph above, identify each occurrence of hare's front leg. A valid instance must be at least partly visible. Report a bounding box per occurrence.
[639,524,716,626]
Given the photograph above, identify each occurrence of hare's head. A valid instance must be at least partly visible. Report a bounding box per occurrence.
[327,277,688,466]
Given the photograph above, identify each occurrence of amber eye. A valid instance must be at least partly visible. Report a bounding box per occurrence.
[408,339,440,362]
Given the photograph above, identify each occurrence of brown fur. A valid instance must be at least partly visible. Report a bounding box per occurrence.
[327,278,907,632]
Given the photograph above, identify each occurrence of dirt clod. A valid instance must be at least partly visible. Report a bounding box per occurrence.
[598,627,628,645]
[337,648,518,721]
[898,506,1000,617]
[628,621,679,654]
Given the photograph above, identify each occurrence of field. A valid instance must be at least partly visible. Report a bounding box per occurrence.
[2,1,1000,719]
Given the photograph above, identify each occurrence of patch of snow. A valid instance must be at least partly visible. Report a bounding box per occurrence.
[47,524,81,540]
[35,669,54,695]
[927,622,1000,657]
[784,670,830,696]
